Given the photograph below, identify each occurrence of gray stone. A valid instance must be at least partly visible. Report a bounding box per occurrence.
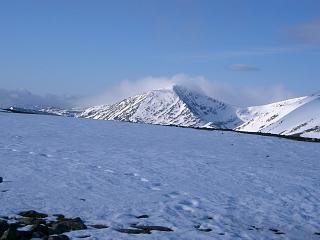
[89,224,108,229]
[0,220,9,236]
[48,235,70,240]
[0,226,19,240]
[18,217,46,226]
[116,228,151,234]
[51,217,86,234]
[131,224,173,232]
[18,210,48,219]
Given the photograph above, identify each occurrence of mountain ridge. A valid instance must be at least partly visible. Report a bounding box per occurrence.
[80,85,320,138]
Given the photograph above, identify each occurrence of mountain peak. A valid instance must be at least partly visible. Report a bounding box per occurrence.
[81,85,242,129]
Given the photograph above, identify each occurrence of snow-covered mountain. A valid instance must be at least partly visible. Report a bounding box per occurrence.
[80,85,320,138]
[236,93,320,138]
[80,85,242,129]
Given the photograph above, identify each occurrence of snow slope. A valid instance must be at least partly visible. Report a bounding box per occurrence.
[81,87,320,138]
[0,112,320,239]
[80,85,242,129]
[236,93,320,138]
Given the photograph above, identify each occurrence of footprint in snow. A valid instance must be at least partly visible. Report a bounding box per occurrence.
[124,172,151,183]
[39,153,53,158]
[179,199,200,208]
[149,184,162,191]
[124,172,139,177]
[248,225,262,231]
[194,225,212,232]
[165,191,180,199]
[140,178,149,182]
[175,204,195,213]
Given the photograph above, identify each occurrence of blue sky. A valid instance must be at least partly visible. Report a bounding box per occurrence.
[0,0,319,104]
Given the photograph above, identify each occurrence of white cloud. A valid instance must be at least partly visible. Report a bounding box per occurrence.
[226,64,260,71]
[288,19,320,44]
[78,74,296,107]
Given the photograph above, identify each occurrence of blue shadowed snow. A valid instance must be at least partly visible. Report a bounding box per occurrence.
[0,112,319,239]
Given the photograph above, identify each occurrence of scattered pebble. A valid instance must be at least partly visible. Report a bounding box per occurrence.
[89,224,108,229]
[116,228,151,234]
[0,211,87,240]
[131,224,173,232]
[76,234,91,238]
[136,214,149,219]
[269,228,285,234]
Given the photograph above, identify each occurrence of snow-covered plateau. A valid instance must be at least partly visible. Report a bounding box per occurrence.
[0,112,319,239]
[81,85,320,139]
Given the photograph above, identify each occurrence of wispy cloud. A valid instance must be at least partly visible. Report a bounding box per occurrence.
[79,74,296,107]
[287,19,320,44]
[170,46,301,62]
[226,64,260,72]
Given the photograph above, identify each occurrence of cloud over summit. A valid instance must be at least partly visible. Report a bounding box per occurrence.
[79,74,296,107]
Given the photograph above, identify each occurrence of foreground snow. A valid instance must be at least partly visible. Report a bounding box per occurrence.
[0,112,319,239]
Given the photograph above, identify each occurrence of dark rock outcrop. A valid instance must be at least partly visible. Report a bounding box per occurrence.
[51,217,87,234]
[0,221,9,237]
[89,224,108,229]
[18,210,48,219]
[47,235,70,240]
